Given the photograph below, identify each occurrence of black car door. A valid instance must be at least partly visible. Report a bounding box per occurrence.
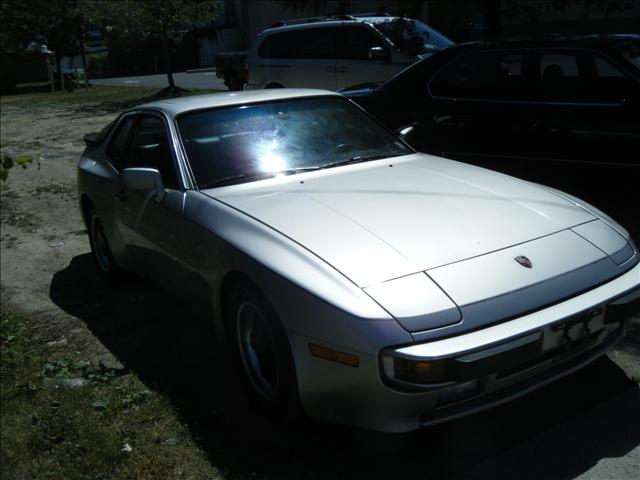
[530,49,640,161]
[424,49,535,155]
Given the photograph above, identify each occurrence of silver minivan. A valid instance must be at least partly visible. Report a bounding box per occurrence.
[245,15,453,91]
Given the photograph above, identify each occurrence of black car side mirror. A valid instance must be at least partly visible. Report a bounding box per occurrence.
[396,125,416,144]
[121,167,166,203]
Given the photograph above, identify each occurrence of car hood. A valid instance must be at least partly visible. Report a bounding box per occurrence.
[208,153,597,288]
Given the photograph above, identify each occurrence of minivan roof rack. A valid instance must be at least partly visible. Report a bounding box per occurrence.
[349,12,392,17]
[268,11,392,29]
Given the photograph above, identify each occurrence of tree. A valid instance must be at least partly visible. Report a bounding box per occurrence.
[88,0,218,89]
[1,0,82,91]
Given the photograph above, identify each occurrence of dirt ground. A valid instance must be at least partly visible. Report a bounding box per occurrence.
[1,87,639,480]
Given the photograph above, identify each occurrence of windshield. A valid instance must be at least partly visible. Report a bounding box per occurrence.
[375,19,453,55]
[176,97,411,188]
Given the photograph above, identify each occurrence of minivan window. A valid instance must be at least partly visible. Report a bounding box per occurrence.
[342,26,387,60]
[259,28,338,59]
[374,19,452,54]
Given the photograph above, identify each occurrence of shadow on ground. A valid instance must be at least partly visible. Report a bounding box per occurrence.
[51,254,640,479]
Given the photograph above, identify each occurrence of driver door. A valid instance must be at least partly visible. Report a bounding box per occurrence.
[115,113,187,291]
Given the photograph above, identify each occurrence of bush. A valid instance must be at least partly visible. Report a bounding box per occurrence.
[87,53,109,79]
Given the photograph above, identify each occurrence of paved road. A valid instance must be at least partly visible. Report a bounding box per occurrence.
[91,71,228,90]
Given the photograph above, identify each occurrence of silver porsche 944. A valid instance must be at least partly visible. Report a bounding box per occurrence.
[77,89,640,433]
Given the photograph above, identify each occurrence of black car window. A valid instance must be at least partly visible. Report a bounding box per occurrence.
[429,51,528,101]
[616,40,640,68]
[540,53,579,77]
[535,51,636,104]
[259,28,338,59]
[341,26,387,60]
[125,115,179,189]
[106,115,136,169]
[594,56,624,77]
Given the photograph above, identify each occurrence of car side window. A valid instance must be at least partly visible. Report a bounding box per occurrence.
[594,55,624,77]
[291,28,338,59]
[125,115,179,189]
[429,51,528,101]
[535,50,635,103]
[341,26,387,60]
[540,53,579,77]
[258,28,339,59]
[106,115,136,170]
[258,32,292,58]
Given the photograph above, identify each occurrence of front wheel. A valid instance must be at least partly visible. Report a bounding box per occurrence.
[227,280,299,416]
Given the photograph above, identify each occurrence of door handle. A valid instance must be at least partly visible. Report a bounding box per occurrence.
[326,66,337,73]
[336,66,349,73]
[114,189,128,201]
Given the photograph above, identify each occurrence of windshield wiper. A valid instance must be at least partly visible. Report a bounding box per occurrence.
[200,166,323,189]
[318,154,400,170]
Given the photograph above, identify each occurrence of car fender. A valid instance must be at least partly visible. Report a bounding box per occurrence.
[181,190,412,354]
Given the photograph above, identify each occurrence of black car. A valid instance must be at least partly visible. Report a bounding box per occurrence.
[344,34,640,162]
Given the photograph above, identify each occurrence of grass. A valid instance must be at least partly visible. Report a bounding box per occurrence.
[0,308,221,480]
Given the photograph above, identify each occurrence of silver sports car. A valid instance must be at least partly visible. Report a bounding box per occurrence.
[78,89,640,433]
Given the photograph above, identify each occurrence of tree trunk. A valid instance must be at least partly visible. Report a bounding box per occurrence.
[162,39,175,88]
[55,53,64,92]
[77,18,89,88]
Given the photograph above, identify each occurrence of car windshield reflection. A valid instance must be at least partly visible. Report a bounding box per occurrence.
[176,97,411,188]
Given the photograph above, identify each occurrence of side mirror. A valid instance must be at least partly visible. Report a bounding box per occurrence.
[121,167,166,203]
[368,46,389,61]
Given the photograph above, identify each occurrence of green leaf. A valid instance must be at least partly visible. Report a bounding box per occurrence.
[91,398,110,411]
[16,155,33,168]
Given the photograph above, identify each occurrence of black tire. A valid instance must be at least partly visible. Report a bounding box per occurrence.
[87,208,122,282]
[225,72,243,91]
[226,280,300,418]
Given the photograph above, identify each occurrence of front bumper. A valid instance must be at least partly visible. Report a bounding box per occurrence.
[290,261,640,433]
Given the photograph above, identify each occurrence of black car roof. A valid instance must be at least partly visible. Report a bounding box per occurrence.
[450,33,639,51]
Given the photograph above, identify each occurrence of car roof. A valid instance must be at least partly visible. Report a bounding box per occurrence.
[451,33,639,51]
[138,88,340,117]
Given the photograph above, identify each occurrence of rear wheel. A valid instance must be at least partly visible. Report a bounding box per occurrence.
[88,209,122,281]
[227,280,299,416]
[225,72,243,91]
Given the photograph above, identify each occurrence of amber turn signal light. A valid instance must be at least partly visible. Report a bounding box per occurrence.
[308,343,359,367]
